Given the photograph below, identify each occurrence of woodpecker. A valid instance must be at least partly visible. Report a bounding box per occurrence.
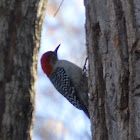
[41,44,89,118]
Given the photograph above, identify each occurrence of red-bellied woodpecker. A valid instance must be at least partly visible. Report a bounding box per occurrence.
[41,44,89,118]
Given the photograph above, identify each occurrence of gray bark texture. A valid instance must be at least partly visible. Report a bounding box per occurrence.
[84,0,140,140]
[0,0,47,140]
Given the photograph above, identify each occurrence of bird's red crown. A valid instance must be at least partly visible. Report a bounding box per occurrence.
[41,44,60,77]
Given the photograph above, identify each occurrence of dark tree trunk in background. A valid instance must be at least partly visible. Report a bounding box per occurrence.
[84,0,140,139]
[0,0,47,140]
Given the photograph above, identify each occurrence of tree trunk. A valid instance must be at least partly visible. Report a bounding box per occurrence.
[0,0,47,140]
[84,0,140,139]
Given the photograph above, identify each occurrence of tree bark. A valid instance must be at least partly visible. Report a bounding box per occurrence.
[0,0,47,140]
[84,0,140,139]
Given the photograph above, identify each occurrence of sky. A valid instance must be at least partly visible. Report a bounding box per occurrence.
[33,0,91,140]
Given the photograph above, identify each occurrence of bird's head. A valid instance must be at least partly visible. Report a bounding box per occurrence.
[41,44,60,76]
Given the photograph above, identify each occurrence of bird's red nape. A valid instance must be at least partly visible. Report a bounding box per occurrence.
[41,52,54,77]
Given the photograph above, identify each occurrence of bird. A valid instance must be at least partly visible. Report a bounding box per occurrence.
[40,44,89,118]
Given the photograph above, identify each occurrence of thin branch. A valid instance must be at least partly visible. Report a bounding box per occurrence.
[54,0,64,17]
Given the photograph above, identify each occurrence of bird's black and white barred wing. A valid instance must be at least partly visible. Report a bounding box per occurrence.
[49,67,81,109]
[49,67,89,118]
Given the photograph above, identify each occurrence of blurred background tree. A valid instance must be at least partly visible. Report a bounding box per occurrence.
[0,0,47,140]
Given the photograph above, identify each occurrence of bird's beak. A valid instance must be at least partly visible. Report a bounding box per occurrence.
[54,44,61,53]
